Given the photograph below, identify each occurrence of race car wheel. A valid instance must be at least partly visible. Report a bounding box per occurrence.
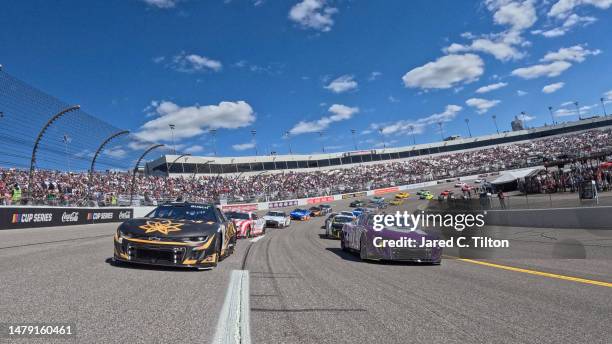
[246,228,251,238]
[214,237,221,265]
[359,235,368,261]
[340,233,349,252]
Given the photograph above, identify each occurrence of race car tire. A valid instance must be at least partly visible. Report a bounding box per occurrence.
[246,228,251,238]
[340,233,349,252]
[359,235,368,261]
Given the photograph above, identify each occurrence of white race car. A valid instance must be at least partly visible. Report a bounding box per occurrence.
[263,211,291,228]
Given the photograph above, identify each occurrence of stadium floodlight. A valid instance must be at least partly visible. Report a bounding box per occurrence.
[492,115,499,134]
[409,125,416,145]
[251,129,258,155]
[378,128,386,149]
[318,131,325,153]
[574,101,581,119]
[547,106,556,125]
[130,144,164,204]
[437,121,444,140]
[209,129,217,156]
[464,118,472,137]
[29,105,80,200]
[350,129,358,150]
[601,98,608,117]
[169,124,177,154]
[284,131,293,154]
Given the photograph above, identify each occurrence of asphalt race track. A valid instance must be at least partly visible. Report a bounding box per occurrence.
[1,192,612,344]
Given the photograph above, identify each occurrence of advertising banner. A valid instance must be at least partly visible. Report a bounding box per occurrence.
[307,196,334,204]
[373,187,399,195]
[221,203,258,212]
[0,207,133,230]
[341,191,367,200]
[268,200,299,209]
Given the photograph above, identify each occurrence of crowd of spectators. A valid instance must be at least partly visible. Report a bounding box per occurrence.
[2,128,612,206]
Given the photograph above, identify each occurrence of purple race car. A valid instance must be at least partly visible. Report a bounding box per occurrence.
[340,213,442,264]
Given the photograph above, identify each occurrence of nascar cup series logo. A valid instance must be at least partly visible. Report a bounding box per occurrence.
[11,213,53,224]
[87,212,114,221]
[61,211,79,223]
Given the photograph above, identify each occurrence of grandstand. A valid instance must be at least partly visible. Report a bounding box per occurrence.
[147,115,612,176]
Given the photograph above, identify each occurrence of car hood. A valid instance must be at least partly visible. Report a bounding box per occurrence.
[119,218,219,238]
[264,216,285,221]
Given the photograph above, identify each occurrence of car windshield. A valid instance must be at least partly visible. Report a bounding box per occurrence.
[333,216,352,223]
[267,212,284,217]
[340,212,354,217]
[225,212,250,220]
[148,204,217,222]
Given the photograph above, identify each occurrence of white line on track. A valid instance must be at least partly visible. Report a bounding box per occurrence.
[249,235,265,243]
[212,270,251,344]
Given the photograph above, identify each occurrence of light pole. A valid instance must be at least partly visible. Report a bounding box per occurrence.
[209,129,217,156]
[464,118,472,137]
[318,131,325,153]
[601,97,608,117]
[350,129,358,150]
[437,121,444,141]
[574,101,581,119]
[378,128,386,148]
[284,131,293,154]
[547,106,556,125]
[62,134,71,171]
[169,124,177,154]
[492,115,499,134]
[409,125,416,145]
[250,129,258,155]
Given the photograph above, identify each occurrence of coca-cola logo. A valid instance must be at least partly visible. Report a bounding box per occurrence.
[118,211,131,220]
[61,211,79,223]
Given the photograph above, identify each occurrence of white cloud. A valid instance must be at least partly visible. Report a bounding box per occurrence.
[604,90,612,100]
[324,75,358,93]
[135,100,255,142]
[518,113,536,121]
[533,14,597,37]
[540,45,601,63]
[142,0,178,8]
[511,60,572,79]
[542,82,565,93]
[445,37,524,61]
[466,98,501,114]
[388,95,400,103]
[289,0,337,32]
[402,54,484,90]
[548,0,612,19]
[492,0,537,31]
[184,145,204,154]
[476,82,508,93]
[517,90,528,96]
[232,142,256,151]
[368,71,382,81]
[103,147,128,158]
[375,105,462,136]
[169,52,222,73]
[289,104,359,135]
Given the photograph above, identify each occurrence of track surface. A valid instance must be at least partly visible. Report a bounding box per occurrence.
[1,192,612,344]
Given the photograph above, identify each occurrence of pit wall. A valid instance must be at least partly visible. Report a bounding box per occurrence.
[484,207,612,230]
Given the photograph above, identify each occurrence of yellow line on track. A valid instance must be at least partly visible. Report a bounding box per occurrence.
[453,257,612,288]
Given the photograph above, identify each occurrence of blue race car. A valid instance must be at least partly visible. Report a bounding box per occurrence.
[352,207,367,216]
[290,208,311,220]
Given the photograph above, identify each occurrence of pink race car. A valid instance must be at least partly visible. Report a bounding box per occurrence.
[224,211,265,238]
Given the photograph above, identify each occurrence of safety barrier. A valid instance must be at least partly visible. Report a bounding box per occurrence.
[0,206,133,230]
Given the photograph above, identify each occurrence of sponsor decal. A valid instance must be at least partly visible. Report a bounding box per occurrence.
[268,200,298,209]
[61,211,79,223]
[341,191,367,200]
[307,196,334,204]
[10,213,53,224]
[374,187,399,195]
[87,212,114,221]
[138,220,184,235]
[221,204,258,212]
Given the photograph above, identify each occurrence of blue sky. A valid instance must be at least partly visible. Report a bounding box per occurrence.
[1,0,611,158]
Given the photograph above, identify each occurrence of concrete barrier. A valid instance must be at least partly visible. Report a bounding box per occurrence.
[485,206,612,229]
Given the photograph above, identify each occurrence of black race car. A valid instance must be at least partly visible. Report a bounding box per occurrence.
[113,202,236,270]
[349,200,364,208]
